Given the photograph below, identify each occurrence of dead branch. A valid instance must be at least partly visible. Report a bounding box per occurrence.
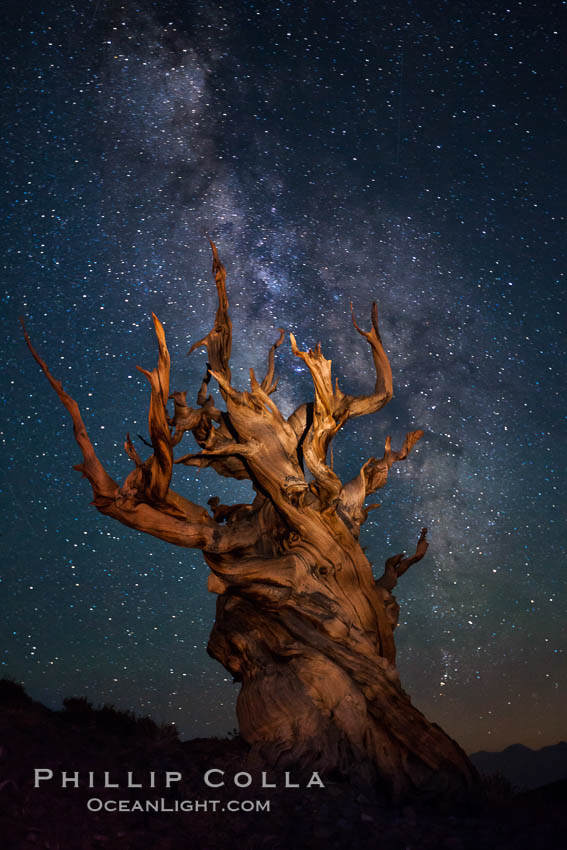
[188,240,232,390]
[21,316,259,555]
[261,328,285,395]
[21,317,117,501]
[363,430,424,497]
[345,300,393,417]
[376,528,429,591]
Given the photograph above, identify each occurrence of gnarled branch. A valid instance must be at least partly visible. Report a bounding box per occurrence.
[21,317,117,501]
[261,328,285,395]
[289,336,344,505]
[135,313,172,503]
[363,430,424,497]
[286,300,394,507]
[21,316,260,556]
[188,240,232,390]
[339,430,424,528]
[346,300,393,418]
[376,528,429,592]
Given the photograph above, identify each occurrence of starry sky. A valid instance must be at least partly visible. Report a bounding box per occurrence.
[2,0,565,754]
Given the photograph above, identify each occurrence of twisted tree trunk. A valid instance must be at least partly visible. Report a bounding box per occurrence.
[205,529,474,797]
[23,242,477,798]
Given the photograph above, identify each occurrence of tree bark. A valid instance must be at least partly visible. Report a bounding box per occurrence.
[205,528,475,798]
[23,241,478,798]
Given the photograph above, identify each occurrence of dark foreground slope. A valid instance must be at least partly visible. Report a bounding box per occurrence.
[0,680,564,850]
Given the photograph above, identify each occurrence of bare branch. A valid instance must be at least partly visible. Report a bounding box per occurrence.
[289,336,343,420]
[376,528,429,591]
[168,380,251,480]
[261,328,285,395]
[339,431,423,528]
[287,300,394,506]
[135,313,172,503]
[99,495,261,554]
[20,317,117,501]
[175,245,283,481]
[207,497,260,530]
[286,302,393,452]
[396,526,429,577]
[346,301,393,418]
[188,240,232,390]
[289,335,344,504]
[169,390,216,449]
[363,430,424,497]
[176,438,260,463]
[21,317,261,556]
[124,433,143,466]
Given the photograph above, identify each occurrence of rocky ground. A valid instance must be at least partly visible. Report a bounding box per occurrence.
[0,680,564,850]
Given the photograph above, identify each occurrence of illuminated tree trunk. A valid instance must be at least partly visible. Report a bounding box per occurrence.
[206,540,474,797]
[23,242,477,797]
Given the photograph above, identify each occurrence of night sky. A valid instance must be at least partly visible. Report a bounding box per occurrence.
[2,0,565,755]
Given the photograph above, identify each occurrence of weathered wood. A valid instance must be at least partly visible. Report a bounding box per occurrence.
[23,243,478,798]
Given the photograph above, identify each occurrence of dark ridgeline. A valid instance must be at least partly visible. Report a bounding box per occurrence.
[1,680,565,850]
[470,742,567,791]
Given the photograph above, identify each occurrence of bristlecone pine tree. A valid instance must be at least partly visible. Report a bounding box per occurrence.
[23,242,477,797]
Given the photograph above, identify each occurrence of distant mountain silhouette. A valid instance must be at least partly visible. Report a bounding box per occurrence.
[470,742,567,790]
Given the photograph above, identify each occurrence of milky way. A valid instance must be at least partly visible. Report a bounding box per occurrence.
[2,0,564,752]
